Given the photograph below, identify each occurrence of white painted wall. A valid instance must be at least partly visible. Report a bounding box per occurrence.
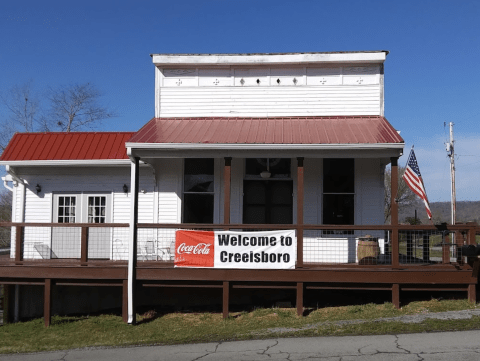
[12,166,155,260]
[156,65,383,117]
[11,158,386,264]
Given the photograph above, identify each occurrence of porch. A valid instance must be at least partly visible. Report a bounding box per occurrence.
[1,220,478,326]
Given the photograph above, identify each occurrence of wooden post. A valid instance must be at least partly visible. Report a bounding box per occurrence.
[3,285,10,324]
[468,284,476,303]
[122,279,128,323]
[80,226,88,266]
[392,283,400,309]
[15,226,23,265]
[297,157,304,268]
[222,281,229,319]
[44,279,52,327]
[224,157,232,227]
[442,233,450,264]
[467,223,477,268]
[128,156,140,325]
[296,282,303,316]
[390,157,399,269]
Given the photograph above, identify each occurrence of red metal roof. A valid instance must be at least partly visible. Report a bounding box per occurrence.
[0,132,135,161]
[128,116,404,145]
[0,117,403,162]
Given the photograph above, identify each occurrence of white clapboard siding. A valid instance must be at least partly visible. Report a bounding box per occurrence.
[356,159,385,239]
[9,183,25,258]
[23,186,52,259]
[158,85,381,117]
[16,167,155,260]
[302,158,385,264]
[155,159,182,252]
[230,158,244,224]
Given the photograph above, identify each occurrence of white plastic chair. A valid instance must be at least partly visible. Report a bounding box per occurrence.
[141,239,156,261]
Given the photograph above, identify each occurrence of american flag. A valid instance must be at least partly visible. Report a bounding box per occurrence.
[403,148,432,219]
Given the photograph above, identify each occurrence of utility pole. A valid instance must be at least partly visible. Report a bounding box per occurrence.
[445,122,456,225]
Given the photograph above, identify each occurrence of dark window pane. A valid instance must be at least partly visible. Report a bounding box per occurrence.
[184,194,214,223]
[323,194,354,225]
[270,182,293,205]
[270,206,293,224]
[323,159,354,193]
[243,205,266,224]
[243,180,292,224]
[184,158,214,192]
[244,181,266,204]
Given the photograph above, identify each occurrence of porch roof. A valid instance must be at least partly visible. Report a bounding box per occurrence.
[127,116,404,147]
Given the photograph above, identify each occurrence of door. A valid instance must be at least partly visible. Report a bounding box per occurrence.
[52,194,81,258]
[52,194,111,259]
[243,180,293,224]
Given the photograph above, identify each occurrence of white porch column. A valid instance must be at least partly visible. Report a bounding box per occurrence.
[128,157,139,324]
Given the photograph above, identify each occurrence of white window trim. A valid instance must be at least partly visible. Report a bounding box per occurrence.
[53,192,112,223]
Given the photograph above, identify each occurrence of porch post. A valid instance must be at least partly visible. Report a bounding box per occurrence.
[44,278,52,327]
[224,157,232,226]
[80,226,88,266]
[222,281,230,319]
[390,157,399,269]
[296,282,304,316]
[392,283,400,309]
[15,226,23,265]
[297,157,304,268]
[128,156,139,325]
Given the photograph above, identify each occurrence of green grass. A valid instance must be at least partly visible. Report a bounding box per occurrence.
[1,299,479,354]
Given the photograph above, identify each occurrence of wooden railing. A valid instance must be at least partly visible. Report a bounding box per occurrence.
[1,222,478,268]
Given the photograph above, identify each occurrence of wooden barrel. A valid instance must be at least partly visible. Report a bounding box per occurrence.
[357,238,379,265]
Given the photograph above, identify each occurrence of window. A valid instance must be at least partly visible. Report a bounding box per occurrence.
[323,159,354,227]
[87,196,107,223]
[243,158,293,224]
[183,158,214,223]
[54,194,111,224]
[57,196,77,223]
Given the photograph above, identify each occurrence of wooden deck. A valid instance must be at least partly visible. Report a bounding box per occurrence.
[1,220,479,326]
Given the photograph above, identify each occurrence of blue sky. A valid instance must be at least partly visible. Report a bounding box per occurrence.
[1,0,479,202]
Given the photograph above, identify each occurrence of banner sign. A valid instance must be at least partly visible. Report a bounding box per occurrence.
[175,229,296,269]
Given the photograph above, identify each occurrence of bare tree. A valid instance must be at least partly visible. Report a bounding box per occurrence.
[384,166,416,223]
[0,82,42,151]
[46,83,116,132]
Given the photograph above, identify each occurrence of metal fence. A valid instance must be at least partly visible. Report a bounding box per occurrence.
[1,223,479,267]
[0,226,10,248]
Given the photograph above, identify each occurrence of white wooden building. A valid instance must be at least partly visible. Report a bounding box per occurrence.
[3,52,479,326]
[1,51,403,265]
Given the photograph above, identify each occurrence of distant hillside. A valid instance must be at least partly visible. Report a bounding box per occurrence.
[399,200,480,225]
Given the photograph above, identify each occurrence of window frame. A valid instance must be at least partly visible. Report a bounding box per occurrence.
[322,158,355,231]
[182,158,215,224]
[53,193,112,224]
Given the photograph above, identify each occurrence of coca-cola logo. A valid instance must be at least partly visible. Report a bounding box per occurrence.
[177,242,211,255]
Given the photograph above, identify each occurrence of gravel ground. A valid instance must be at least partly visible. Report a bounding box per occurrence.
[266,308,480,334]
